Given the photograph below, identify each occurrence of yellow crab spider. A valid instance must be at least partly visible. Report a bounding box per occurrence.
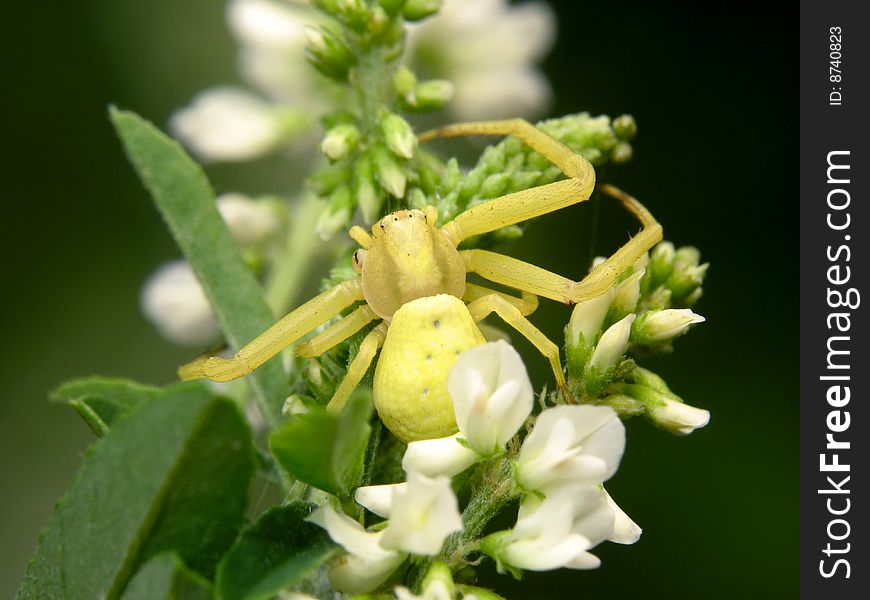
[179,119,662,442]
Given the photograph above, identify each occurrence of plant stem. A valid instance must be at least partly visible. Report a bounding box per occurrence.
[264,193,323,315]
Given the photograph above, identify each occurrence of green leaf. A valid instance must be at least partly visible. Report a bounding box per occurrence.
[269,391,373,497]
[17,384,254,600]
[121,554,211,600]
[110,107,289,424]
[216,502,339,600]
[52,376,162,436]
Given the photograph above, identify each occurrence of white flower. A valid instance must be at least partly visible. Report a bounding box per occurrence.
[649,397,711,435]
[405,0,556,120]
[170,87,287,162]
[515,405,625,492]
[228,0,323,103]
[566,288,615,347]
[448,340,534,456]
[635,309,705,343]
[216,193,282,246]
[140,261,219,345]
[589,314,635,373]
[306,505,405,594]
[380,472,463,556]
[604,489,642,545]
[402,434,478,478]
[488,484,614,571]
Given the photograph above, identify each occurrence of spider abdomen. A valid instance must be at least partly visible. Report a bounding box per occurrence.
[373,293,485,443]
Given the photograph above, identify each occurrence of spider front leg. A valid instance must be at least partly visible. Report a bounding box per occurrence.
[466,294,567,393]
[420,118,596,245]
[461,184,662,305]
[179,278,365,382]
[326,323,388,412]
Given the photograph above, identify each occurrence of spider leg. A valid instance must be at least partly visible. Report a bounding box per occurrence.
[461,184,662,305]
[179,278,365,382]
[420,119,595,244]
[326,322,388,412]
[462,282,538,316]
[466,294,567,392]
[297,305,380,358]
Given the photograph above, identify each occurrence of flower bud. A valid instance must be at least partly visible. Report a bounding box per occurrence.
[589,314,635,374]
[610,269,644,318]
[612,114,637,141]
[648,241,675,287]
[611,142,633,163]
[648,397,710,435]
[321,123,360,160]
[409,80,455,111]
[632,309,705,344]
[382,113,417,159]
[372,145,406,198]
[355,152,385,223]
[666,262,709,302]
[395,561,455,600]
[402,0,442,21]
[305,26,354,80]
[316,186,354,240]
[566,289,615,348]
[392,66,418,97]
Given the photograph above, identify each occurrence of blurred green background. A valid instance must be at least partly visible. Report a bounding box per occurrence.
[0,1,796,598]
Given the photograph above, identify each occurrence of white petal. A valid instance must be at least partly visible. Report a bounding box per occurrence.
[650,398,711,435]
[141,261,218,345]
[502,533,591,571]
[589,314,636,372]
[605,490,642,545]
[354,483,406,519]
[516,406,625,490]
[448,341,533,455]
[642,309,705,342]
[380,472,462,556]
[567,288,615,346]
[403,434,478,477]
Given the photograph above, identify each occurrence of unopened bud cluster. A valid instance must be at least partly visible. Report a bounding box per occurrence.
[563,242,709,429]
[304,1,459,237]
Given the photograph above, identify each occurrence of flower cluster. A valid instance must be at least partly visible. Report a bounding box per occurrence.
[170,0,556,165]
[141,194,284,344]
[564,242,710,423]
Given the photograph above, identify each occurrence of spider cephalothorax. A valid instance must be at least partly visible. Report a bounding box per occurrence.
[180,119,662,441]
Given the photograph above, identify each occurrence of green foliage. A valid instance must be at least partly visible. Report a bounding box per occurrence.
[270,391,373,497]
[110,108,289,424]
[52,376,161,436]
[216,502,339,600]
[17,384,253,600]
[121,554,211,600]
